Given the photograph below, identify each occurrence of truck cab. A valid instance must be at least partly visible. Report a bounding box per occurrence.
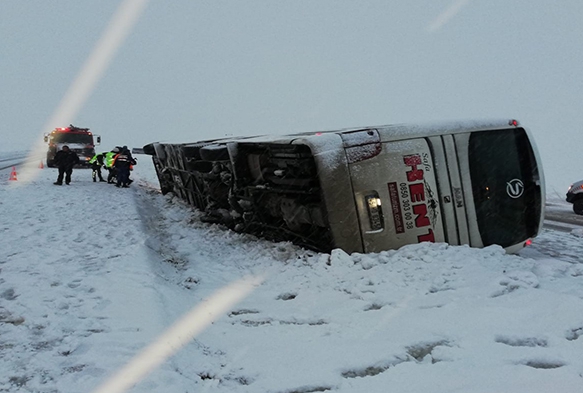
[44,125,101,167]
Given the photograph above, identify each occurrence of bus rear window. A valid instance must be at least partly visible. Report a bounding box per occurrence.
[468,128,542,247]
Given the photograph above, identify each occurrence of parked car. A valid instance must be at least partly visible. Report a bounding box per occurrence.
[566,180,583,215]
[143,119,545,254]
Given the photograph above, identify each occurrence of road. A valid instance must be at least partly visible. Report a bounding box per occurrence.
[0,156,26,171]
[544,199,583,232]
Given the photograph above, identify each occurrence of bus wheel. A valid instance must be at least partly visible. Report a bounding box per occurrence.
[573,200,583,215]
[200,145,230,161]
[182,145,203,160]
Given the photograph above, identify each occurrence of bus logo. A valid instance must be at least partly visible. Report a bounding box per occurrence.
[506,179,524,198]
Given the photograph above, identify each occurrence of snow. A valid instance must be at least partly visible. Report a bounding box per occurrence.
[1,154,583,393]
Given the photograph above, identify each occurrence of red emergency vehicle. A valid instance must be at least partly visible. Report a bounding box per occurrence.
[44,125,101,167]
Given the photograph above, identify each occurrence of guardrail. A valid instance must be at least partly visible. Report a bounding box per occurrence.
[0,155,28,171]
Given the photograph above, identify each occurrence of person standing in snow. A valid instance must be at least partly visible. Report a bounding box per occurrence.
[113,147,136,188]
[121,145,136,185]
[53,145,80,185]
[88,152,106,182]
[122,145,138,185]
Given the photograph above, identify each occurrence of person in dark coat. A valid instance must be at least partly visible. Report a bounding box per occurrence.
[113,147,136,188]
[53,145,80,185]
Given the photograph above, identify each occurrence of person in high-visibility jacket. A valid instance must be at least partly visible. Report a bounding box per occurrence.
[88,152,106,182]
[103,148,119,184]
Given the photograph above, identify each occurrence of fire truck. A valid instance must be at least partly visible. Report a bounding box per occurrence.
[44,125,101,168]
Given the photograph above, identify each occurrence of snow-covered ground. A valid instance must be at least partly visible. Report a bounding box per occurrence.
[1,155,583,393]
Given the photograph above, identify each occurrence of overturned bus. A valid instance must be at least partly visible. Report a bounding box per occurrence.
[143,119,545,254]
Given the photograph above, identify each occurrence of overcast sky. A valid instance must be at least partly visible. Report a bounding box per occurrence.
[1,1,582,193]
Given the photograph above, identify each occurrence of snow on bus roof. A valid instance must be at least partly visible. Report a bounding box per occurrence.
[143,119,521,151]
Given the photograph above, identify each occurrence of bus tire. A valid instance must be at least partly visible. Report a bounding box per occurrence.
[573,200,583,215]
[199,145,230,162]
[182,145,203,160]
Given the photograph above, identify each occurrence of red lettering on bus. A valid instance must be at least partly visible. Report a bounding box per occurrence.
[417,229,435,243]
[409,183,425,203]
[403,153,434,244]
[403,155,423,182]
[388,182,405,234]
[413,204,430,227]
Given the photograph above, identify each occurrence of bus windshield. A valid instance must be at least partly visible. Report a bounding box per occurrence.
[468,128,542,247]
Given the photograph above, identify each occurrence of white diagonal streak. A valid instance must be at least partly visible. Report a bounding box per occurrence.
[19,0,149,183]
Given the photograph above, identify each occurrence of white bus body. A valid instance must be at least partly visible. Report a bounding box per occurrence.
[144,119,544,254]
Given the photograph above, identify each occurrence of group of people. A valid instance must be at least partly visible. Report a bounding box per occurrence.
[52,145,137,188]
